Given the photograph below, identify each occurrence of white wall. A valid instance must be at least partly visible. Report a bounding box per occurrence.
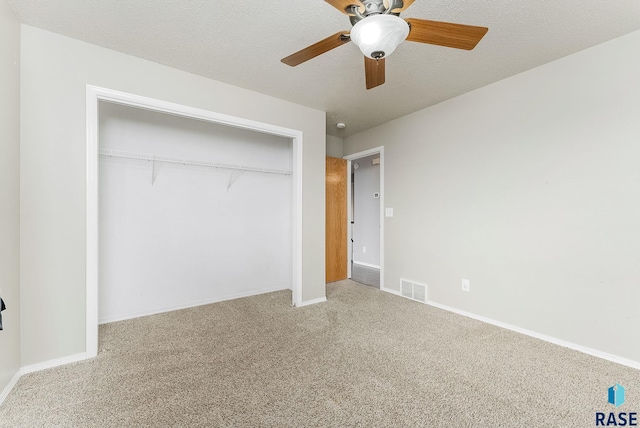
[326,135,344,158]
[99,102,292,323]
[352,154,380,267]
[0,0,21,397]
[345,30,640,362]
[20,25,326,366]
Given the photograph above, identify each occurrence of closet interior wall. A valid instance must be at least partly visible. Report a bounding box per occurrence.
[98,102,293,323]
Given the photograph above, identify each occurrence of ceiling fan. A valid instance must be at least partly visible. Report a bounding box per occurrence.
[281,0,488,90]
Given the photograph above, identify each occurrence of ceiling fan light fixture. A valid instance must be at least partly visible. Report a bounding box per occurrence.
[350,14,409,60]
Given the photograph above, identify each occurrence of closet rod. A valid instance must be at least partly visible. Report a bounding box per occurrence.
[99,148,292,176]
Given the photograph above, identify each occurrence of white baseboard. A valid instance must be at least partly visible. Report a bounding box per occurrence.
[352,261,381,269]
[1,352,89,406]
[426,300,640,371]
[381,285,402,297]
[21,352,88,375]
[297,296,327,307]
[99,286,290,324]
[0,371,22,406]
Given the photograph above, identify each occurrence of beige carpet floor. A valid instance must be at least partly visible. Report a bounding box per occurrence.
[1,280,638,427]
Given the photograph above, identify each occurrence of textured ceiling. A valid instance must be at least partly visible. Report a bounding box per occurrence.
[8,0,640,137]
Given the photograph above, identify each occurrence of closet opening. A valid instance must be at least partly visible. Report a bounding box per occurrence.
[86,86,303,358]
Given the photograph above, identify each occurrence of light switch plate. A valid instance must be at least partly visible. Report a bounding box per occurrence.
[385,208,394,217]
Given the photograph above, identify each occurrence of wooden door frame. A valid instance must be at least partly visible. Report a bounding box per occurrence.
[344,147,384,290]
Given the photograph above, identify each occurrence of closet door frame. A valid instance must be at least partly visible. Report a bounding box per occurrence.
[85,85,304,358]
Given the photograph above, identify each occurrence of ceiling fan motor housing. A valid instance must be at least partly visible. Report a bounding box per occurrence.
[349,0,404,25]
[362,0,386,15]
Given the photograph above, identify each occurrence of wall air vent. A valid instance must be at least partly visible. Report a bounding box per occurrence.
[399,278,428,304]
[401,279,413,299]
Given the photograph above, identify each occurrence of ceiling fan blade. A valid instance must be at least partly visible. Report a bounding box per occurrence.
[325,0,364,15]
[405,18,488,50]
[388,0,416,13]
[365,57,385,90]
[281,32,351,67]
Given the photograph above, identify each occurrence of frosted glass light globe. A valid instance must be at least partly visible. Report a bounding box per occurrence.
[359,22,382,44]
[350,14,410,60]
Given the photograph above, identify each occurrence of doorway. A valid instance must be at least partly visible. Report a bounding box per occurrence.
[345,147,384,289]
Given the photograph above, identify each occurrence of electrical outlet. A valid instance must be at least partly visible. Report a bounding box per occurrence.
[461,278,470,292]
[363,247,367,253]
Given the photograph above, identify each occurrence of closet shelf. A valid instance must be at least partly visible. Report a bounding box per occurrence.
[99,148,293,176]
